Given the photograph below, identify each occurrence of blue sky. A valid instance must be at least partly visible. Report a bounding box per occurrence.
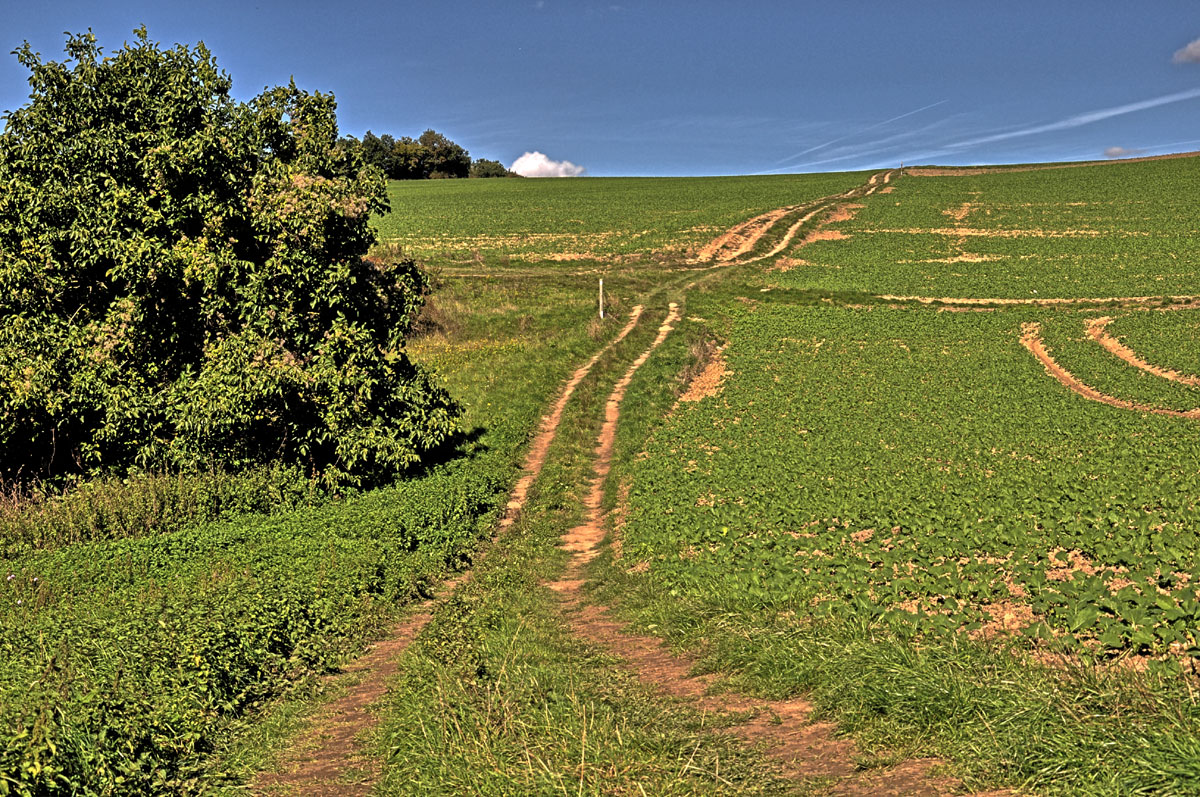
[2,1,1200,176]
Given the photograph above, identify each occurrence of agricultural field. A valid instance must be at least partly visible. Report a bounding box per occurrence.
[592,158,1200,793]
[777,157,1200,299]
[374,172,867,263]
[6,153,1200,796]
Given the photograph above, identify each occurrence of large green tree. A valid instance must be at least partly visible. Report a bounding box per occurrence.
[0,29,460,484]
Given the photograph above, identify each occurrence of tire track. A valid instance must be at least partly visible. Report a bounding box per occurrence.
[693,171,893,265]
[1020,322,1200,419]
[546,304,968,795]
[1085,316,1200,387]
[253,306,646,795]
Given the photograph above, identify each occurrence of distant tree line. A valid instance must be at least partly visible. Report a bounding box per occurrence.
[341,129,520,179]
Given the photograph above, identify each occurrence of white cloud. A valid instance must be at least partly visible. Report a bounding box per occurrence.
[1103,146,1145,158]
[1172,38,1200,64]
[510,151,586,177]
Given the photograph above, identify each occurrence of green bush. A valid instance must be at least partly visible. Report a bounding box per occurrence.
[0,30,459,485]
[0,457,507,794]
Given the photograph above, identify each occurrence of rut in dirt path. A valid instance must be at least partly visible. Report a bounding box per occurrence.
[252,306,646,795]
[1021,322,1200,419]
[692,171,893,266]
[545,304,972,796]
[1085,316,1200,387]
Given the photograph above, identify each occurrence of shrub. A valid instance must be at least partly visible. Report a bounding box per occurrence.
[0,30,459,485]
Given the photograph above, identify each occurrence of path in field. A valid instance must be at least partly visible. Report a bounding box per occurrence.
[546,302,974,796]
[1085,316,1200,387]
[693,170,895,265]
[253,306,646,796]
[1020,322,1200,419]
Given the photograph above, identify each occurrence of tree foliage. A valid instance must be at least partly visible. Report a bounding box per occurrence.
[354,128,471,179]
[0,29,460,485]
[470,158,519,178]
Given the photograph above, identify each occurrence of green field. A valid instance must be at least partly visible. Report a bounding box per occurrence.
[375,172,866,262]
[6,157,1200,795]
[779,157,1200,298]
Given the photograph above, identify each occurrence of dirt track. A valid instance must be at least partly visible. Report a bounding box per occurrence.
[1085,316,1200,387]
[546,301,976,795]
[693,170,895,265]
[254,306,646,795]
[1021,322,1200,419]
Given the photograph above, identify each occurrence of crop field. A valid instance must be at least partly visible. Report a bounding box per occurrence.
[619,303,1200,662]
[775,157,1200,299]
[589,157,1200,793]
[374,172,866,262]
[6,154,1200,795]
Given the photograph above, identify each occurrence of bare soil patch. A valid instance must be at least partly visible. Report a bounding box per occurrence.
[769,255,812,272]
[678,345,729,403]
[879,294,1200,309]
[1085,316,1200,387]
[828,203,865,223]
[863,226,1105,239]
[804,229,850,243]
[695,207,795,263]
[942,202,973,222]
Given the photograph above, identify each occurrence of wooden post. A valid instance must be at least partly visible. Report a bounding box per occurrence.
[599,278,605,319]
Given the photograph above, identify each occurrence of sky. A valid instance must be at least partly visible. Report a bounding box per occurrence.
[2,1,1200,177]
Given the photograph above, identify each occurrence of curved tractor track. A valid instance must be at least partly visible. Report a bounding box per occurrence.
[1020,322,1200,419]
[1085,316,1200,387]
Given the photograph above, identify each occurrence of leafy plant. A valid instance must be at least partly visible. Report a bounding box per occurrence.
[0,29,459,485]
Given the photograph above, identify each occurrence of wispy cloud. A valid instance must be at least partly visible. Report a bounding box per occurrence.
[760,114,959,174]
[949,88,1200,149]
[773,99,949,167]
[510,151,586,177]
[1172,37,1200,64]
